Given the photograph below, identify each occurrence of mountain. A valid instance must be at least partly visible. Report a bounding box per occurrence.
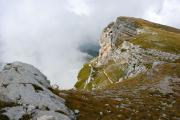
[62,17,179,120]
[75,16,180,90]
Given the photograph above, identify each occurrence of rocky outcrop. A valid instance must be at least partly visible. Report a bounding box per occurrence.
[98,17,179,66]
[98,17,139,65]
[75,17,180,90]
[0,62,75,120]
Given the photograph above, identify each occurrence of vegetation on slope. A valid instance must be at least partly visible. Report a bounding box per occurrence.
[131,26,180,54]
[75,60,126,90]
[75,64,91,89]
[59,63,180,120]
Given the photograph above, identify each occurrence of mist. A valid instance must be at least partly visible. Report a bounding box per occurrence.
[0,0,180,89]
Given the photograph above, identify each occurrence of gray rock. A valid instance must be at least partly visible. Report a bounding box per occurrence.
[36,111,72,120]
[74,109,79,114]
[3,106,25,120]
[0,62,75,120]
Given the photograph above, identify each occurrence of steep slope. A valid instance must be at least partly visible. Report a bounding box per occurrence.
[75,17,180,90]
[0,62,75,120]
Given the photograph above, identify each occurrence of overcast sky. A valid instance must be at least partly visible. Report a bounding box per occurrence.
[0,0,180,89]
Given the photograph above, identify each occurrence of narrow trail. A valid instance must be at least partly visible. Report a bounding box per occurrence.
[103,69,113,84]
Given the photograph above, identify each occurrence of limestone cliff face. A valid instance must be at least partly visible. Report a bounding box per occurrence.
[75,17,180,90]
[0,62,75,120]
[98,17,139,65]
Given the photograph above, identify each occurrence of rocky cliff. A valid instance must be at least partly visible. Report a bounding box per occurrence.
[75,17,180,90]
[0,62,75,120]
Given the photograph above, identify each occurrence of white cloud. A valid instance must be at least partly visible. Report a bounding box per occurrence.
[66,0,92,16]
[145,0,180,27]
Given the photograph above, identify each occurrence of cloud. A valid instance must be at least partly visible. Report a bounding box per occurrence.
[145,0,180,28]
[66,0,92,16]
[0,0,179,89]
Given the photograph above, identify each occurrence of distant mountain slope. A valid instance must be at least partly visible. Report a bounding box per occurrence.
[75,17,180,90]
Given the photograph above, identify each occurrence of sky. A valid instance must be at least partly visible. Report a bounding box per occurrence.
[0,0,180,89]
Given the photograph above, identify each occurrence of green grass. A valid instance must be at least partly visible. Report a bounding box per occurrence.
[131,30,180,54]
[75,64,91,89]
[76,60,126,90]
[105,64,125,82]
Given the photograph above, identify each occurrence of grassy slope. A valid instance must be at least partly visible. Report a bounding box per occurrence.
[75,64,91,89]
[75,60,126,90]
[58,63,180,120]
[131,25,180,54]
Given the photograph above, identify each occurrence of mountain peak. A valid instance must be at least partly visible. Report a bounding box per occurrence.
[75,16,180,90]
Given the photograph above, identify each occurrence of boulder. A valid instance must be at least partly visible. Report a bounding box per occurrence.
[0,62,75,120]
